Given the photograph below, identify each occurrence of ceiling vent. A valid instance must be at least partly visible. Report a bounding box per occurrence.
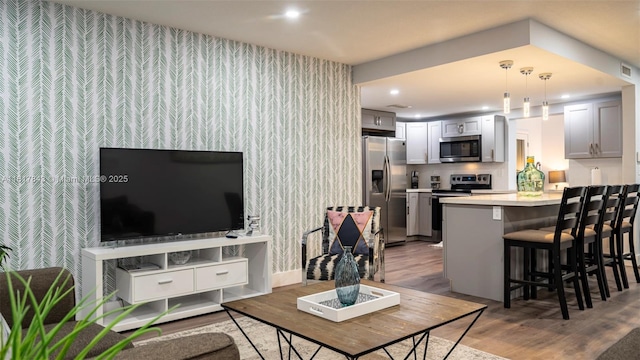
[621,63,632,79]
[386,104,412,109]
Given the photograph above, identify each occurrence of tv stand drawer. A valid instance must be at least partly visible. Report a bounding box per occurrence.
[195,259,248,291]
[117,268,195,303]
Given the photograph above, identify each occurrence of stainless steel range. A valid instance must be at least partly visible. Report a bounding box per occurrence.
[431,174,492,241]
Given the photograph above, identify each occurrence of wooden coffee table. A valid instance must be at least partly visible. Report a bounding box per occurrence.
[222,280,486,359]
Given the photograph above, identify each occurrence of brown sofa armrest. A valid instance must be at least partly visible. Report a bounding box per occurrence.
[0,267,75,328]
[112,333,240,360]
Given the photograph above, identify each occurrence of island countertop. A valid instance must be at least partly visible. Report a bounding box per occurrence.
[439,192,563,206]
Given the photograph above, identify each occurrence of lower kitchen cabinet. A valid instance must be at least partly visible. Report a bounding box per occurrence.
[419,193,432,236]
[407,193,419,236]
[407,192,432,237]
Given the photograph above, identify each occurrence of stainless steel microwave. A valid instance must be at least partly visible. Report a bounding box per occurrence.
[439,135,481,162]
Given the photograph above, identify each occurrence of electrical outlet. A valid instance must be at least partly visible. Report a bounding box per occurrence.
[493,206,502,220]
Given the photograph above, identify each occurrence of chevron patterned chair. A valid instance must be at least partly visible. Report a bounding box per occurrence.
[301,206,385,286]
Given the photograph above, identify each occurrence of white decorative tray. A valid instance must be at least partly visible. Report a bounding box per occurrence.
[297,285,400,322]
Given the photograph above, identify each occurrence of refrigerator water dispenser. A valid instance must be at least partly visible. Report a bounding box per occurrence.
[372,170,384,193]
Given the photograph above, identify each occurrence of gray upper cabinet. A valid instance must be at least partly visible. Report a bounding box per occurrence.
[564,100,622,159]
[480,115,505,162]
[362,108,396,132]
[427,121,441,164]
[406,122,429,164]
[441,117,482,137]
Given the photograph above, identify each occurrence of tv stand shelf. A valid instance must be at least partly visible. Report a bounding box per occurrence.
[81,235,272,332]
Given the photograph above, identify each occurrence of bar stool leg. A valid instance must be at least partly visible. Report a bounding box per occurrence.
[569,247,585,311]
[616,230,630,289]
[523,247,531,300]
[504,242,511,308]
[608,233,623,291]
[531,249,538,299]
[576,246,593,308]
[553,251,570,320]
[593,239,608,301]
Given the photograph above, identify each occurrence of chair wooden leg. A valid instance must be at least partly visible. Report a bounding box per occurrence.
[576,247,592,308]
[504,241,511,308]
[553,251,570,320]
[523,247,530,300]
[598,242,611,298]
[608,234,623,291]
[593,239,608,301]
[616,231,630,289]
[570,247,584,311]
[531,250,538,299]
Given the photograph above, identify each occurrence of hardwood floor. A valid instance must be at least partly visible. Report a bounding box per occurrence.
[127,241,640,359]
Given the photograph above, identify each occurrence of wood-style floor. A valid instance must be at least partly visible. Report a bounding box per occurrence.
[127,241,640,359]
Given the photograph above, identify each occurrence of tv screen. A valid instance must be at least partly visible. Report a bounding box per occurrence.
[99,148,244,242]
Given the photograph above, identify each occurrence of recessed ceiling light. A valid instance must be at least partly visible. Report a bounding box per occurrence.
[482,106,489,110]
[285,9,300,19]
[414,114,421,118]
[561,94,570,99]
[390,89,399,95]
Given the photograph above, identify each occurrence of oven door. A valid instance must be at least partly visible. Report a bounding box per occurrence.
[439,135,481,162]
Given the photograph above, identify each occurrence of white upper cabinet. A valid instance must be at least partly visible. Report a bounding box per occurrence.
[396,122,406,139]
[427,121,441,164]
[564,100,622,159]
[406,122,429,164]
[481,115,505,162]
[441,117,482,137]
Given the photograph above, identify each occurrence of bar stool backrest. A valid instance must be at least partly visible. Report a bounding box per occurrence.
[603,185,624,229]
[556,186,588,244]
[615,184,640,230]
[578,185,608,239]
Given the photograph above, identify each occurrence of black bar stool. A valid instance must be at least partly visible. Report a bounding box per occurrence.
[613,184,640,287]
[598,185,625,296]
[574,185,609,307]
[503,186,587,320]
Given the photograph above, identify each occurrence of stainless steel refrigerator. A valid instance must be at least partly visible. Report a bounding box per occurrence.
[362,136,407,245]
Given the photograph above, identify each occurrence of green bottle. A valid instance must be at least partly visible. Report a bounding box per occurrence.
[517,156,545,196]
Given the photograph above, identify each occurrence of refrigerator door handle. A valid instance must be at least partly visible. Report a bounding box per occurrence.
[384,155,391,202]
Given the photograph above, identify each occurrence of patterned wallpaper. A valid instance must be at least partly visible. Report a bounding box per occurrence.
[0,1,361,289]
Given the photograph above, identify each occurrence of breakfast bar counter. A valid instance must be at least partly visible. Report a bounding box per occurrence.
[440,193,563,302]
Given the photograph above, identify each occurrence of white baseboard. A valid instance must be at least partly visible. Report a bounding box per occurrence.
[272,269,301,288]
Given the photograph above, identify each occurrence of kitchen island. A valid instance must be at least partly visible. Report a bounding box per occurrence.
[440,193,563,302]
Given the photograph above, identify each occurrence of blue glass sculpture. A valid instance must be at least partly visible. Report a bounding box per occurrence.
[334,246,361,306]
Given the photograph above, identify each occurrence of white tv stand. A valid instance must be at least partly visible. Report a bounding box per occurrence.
[81,235,272,332]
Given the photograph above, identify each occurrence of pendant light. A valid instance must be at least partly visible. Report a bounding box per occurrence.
[499,60,513,114]
[520,67,533,118]
[539,73,552,121]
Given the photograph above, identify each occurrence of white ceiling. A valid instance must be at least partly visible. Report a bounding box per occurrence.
[51,0,640,119]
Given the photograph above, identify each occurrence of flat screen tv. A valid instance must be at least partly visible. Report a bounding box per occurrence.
[99,148,244,242]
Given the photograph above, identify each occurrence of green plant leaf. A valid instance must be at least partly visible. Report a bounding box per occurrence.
[2,269,175,359]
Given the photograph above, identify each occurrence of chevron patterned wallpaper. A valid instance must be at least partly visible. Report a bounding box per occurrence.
[1,1,361,289]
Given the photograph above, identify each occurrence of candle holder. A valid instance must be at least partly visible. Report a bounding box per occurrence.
[246,215,260,236]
